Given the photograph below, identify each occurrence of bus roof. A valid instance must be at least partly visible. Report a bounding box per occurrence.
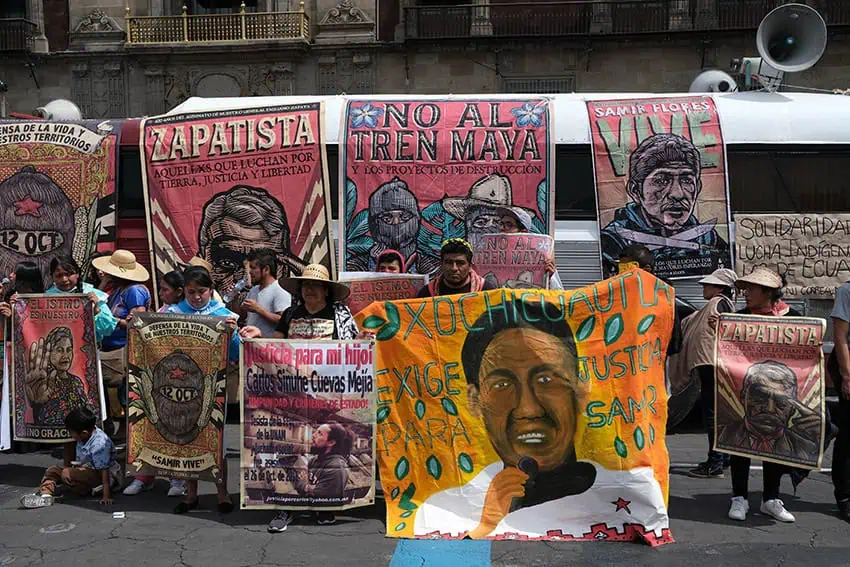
[166,92,850,146]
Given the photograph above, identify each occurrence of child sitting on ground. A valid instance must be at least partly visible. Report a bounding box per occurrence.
[21,407,120,508]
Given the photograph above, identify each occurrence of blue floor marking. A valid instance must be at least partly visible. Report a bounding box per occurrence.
[389,538,491,567]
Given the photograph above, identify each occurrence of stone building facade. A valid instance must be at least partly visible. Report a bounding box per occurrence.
[0,0,848,118]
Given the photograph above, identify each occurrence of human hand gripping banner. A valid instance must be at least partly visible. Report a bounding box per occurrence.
[240,339,376,511]
[356,269,675,545]
[714,313,826,469]
[140,103,335,303]
[12,294,100,442]
[341,98,554,275]
[126,313,229,482]
[0,120,120,284]
[587,97,732,279]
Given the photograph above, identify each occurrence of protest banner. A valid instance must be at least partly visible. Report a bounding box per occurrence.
[341,98,554,275]
[714,313,826,469]
[11,295,99,442]
[0,120,120,283]
[586,97,732,279]
[126,312,229,482]
[473,233,554,289]
[140,103,335,304]
[338,273,427,315]
[356,268,675,545]
[240,339,376,511]
[734,213,850,298]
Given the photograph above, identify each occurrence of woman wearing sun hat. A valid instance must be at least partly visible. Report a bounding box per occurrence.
[675,268,737,480]
[93,250,151,433]
[240,263,363,533]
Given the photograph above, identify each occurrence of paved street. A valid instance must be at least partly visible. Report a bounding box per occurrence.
[1,425,849,567]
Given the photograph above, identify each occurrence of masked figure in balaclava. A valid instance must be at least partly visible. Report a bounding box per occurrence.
[151,352,207,446]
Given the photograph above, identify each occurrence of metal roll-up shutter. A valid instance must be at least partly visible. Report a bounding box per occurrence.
[554,241,602,290]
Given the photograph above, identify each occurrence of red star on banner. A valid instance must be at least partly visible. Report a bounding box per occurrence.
[612,497,632,514]
[14,196,43,217]
[170,368,187,379]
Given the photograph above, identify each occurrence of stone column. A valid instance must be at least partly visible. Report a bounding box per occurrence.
[590,1,612,34]
[694,0,717,30]
[397,0,414,41]
[27,0,48,52]
[470,0,493,36]
[144,66,166,115]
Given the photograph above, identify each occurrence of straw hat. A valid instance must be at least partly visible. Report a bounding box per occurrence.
[91,249,150,283]
[736,266,783,290]
[188,256,214,271]
[280,264,350,301]
[698,268,737,288]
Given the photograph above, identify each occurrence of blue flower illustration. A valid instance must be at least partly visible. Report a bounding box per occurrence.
[350,102,384,128]
[511,102,545,128]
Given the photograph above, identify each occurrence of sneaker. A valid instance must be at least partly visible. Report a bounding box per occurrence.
[122,479,153,496]
[167,480,186,497]
[268,511,292,533]
[728,496,749,521]
[21,493,53,509]
[688,463,724,479]
[316,512,336,525]
[761,499,795,522]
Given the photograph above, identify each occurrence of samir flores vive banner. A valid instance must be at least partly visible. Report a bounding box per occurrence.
[356,268,675,545]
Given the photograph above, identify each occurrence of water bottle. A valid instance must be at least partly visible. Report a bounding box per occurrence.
[223,274,250,303]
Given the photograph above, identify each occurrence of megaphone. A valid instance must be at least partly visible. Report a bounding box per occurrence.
[33,99,82,121]
[757,3,826,73]
[689,70,739,93]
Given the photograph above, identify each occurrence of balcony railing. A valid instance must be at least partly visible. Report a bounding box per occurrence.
[126,3,310,45]
[0,18,36,51]
[404,1,849,40]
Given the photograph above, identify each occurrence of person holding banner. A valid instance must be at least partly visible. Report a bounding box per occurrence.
[240,248,291,338]
[416,239,496,298]
[497,206,562,290]
[829,280,850,522]
[46,256,117,344]
[376,250,405,274]
[166,266,239,514]
[0,261,45,334]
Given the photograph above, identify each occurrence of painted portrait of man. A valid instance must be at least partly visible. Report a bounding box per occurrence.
[197,185,307,293]
[599,133,729,277]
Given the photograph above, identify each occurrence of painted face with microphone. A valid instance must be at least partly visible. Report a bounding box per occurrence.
[461,299,596,539]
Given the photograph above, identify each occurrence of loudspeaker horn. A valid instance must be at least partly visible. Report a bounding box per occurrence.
[757,3,827,73]
[33,99,82,121]
[689,70,739,93]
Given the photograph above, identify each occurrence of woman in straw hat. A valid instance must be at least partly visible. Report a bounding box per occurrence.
[240,264,363,533]
[676,268,737,480]
[92,250,152,434]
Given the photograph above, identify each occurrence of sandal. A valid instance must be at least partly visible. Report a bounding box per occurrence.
[173,498,199,514]
[217,499,234,514]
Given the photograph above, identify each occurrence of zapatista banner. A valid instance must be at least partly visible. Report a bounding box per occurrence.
[12,294,101,442]
[0,120,120,284]
[714,313,826,469]
[126,312,230,482]
[356,269,675,545]
[734,213,850,299]
[341,98,554,276]
[240,339,376,511]
[338,273,427,315]
[586,96,732,280]
[140,103,335,305]
[473,233,554,289]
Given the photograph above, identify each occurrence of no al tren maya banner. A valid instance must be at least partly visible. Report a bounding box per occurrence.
[356,268,675,545]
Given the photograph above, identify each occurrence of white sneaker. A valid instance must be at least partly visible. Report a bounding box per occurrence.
[728,496,749,521]
[21,493,53,509]
[167,480,186,497]
[761,499,795,522]
[122,479,153,496]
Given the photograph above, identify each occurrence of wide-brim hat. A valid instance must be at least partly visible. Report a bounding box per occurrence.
[443,174,535,220]
[188,256,214,271]
[698,268,737,288]
[280,263,350,301]
[91,249,150,283]
[736,266,783,290]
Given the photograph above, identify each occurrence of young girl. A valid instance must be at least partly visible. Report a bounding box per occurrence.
[46,255,117,345]
[123,270,187,498]
[166,266,239,514]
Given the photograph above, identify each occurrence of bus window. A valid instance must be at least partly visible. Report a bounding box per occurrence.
[555,144,596,220]
[118,147,145,218]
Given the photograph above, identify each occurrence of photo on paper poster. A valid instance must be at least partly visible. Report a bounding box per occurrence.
[338,273,427,315]
[241,339,376,511]
[140,103,334,304]
[126,312,229,482]
[355,274,676,545]
[586,97,732,279]
[341,98,554,276]
[473,233,554,289]
[12,295,99,443]
[0,120,120,283]
[714,313,826,469]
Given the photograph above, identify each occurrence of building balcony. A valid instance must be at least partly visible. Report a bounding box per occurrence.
[403,0,850,40]
[0,18,37,52]
[126,3,310,46]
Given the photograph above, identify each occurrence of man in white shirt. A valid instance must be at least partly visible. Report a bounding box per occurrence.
[241,248,291,337]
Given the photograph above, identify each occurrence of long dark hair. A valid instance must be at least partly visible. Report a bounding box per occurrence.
[50,255,83,293]
[183,266,214,290]
[5,261,44,301]
[161,270,185,303]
